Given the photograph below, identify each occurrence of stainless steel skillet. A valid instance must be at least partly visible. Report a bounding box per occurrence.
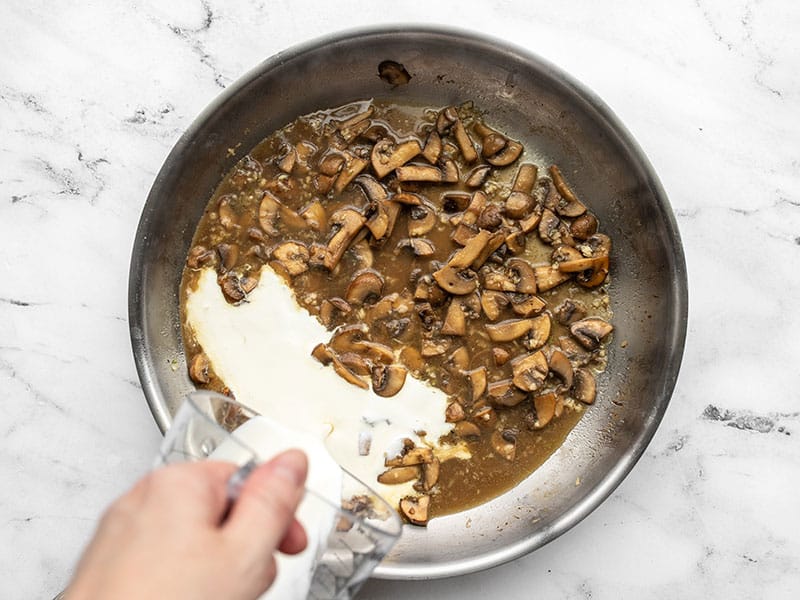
[129,26,688,579]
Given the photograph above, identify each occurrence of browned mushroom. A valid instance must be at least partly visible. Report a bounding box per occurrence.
[441,158,459,183]
[441,299,467,336]
[433,265,478,295]
[505,192,534,219]
[575,256,609,288]
[510,350,548,392]
[219,273,253,303]
[354,340,394,365]
[218,196,237,230]
[476,204,503,230]
[333,153,369,193]
[331,354,369,390]
[422,457,440,490]
[371,364,407,397]
[553,299,586,325]
[187,245,216,269]
[454,420,481,438]
[493,347,511,366]
[355,174,389,202]
[392,191,424,205]
[276,144,297,174]
[448,346,470,371]
[538,208,562,245]
[572,369,597,404]
[338,352,372,376]
[371,139,422,179]
[377,466,420,485]
[512,163,538,194]
[549,165,587,217]
[532,392,558,428]
[386,446,433,467]
[216,243,239,272]
[324,208,366,270]
[408,204,437,236]
[311,342,334,365]
[505,229,527,255]
[378,60,411,86]
[441,191,471,213]
[570,317,614,350]
[189,353,211,384]
[447,230,491,269]
[345,270,384,305]
[526,314,552,350]
[452,119,478,163]
[400,495,430,526]
[421,337,449,357]
[507,258,538,294]
[509,293,546,317]
[258,191,281,236]
[446,401,466,422]
[473,405,497,427]
[318,152,345,176]
[548,349,574,389]
[465,164,492,188]
[395,163,443,182]
[271,241,309,276]
[487,379,527,407]
[491,429,517,461]
[570,212,598,240]
[451,222,478,246]
[467,366,488,402]
[396,238,436,257]
[421,130,442,164]
[486,139,523,167]
[300,200,327,232]
[486,318,534,342]
[533,265,571,292]
[318,297,352,329]
[400,346,424,372]
[335,105,374,131]
[481,133,507,157]
[480,290,508,321]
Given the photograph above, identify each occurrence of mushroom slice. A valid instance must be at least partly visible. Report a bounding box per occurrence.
[371,364,408,397]
[509,293,546,317]
[400,495,430,526]
[486,139,523,167]
[493,347,511,366]
[451,222,478,246]
[436,105,459,133]
[392,191,424,205]
[300,200,327,232]
[548,349,574,389]
[276,144,297,174]
[441,299,467,336]
[189,353,211,384]
[570,213,599,240]
[407,204,437,237]
[355,174,389,202]
[396,238,436,257]
[549,165,587,217]
[386,446,433,467]
[338,352,372,377]
[217,196,237,229]
[448,229,491,269]
[271,241,309,276]
[421,337,449,357]
[467,367,488,402]
[553,299,587,326]
[473,405,498,427]
[319,297,352,329]
[465,165,492,188]
[422,130,442,164]
[219,273,252,303]
[319,152,346,176]
[396,163,443,182]
[422,458,440,491]
[572,369,597,404]
[452,118,478,163]
[441,158,459,183]
[471,231,506,269]
[336,105,374,131]
[480,290,508,321]
[345,270,384,305]
[377,466,420,485]
[534,265,571,292]
[570,317,614,350]
[486,318,534,342]
[576,256,609,288]
[483,268,517,292]
[538,208,562,245]
[353,341,395,365]
[491,430,517,461]
[558,335,591,365]
[400,346,424,372]
[511,350,549,392]
[505,191,534,219]
[329,323,368,354]
[446,401,466,422]
[488,379,527,407]
[441,191,471,213]
[333,153,369,193]
[258,191,281,235]
[447,346,470,371]
[371,138,422,179]
[366,199,401,242]
[324,208,366,270]
[512,163,538,194]
[505,229,527,255]
[187,245,216,269]
[311,343,334,365]
[216,243,239,271]
[433,265,478,295]
[533,392,558,429]
[378,60,411,86]
[481,132,508,158]
[526,313,552,350]
[477,204,503,231]
[507,258,538,294]
[331,354,369,390]
[454,421,481,439]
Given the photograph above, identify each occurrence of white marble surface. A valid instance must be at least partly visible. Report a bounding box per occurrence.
[1,1,799,598]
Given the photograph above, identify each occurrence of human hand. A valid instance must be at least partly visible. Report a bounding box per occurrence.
[66,449,308,600]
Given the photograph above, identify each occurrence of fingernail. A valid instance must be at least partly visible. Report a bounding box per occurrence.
[270,449,307,487]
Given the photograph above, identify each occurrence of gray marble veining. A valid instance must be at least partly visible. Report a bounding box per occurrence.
[1,1,798,598]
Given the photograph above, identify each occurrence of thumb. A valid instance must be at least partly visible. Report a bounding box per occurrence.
[224,449,308,561]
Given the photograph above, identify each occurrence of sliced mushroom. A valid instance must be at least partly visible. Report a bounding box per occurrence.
[553,299,587,326]
[371,139,422,179]
[353,340,394,364]
[446,401,466,422]
[345,270,384,305]
[454,420,481,438]
[324,208,366,270]
[400,495,430,526]
[441,158,459,183]
[470,231,506,269]
[441,299,467,336]
[421,129,442,164]
[276,144,297,174]
[422,458,440,491]
[512,163,538,194]
[486,139,523,167]
[538,208,562,245]
[526,313,551,350]
[333,153,369,193]
[491,429,517,461]
[400,346,424,372]
[311,343,334,365]
[433,265,478,295]
[300,200,327,232]
[217,196,237,229]
[451,222,478,246]
[219,273,253,303]
[319,152,346,176]
[441,191,471,213]
[467,367,488,402]
[189,353,211,384]
[507,258,537,294]
[505,230,527,255]
[447,230,491,269]
[408,204,437,236]
[216,243,239,272]
[486,318,534,342]
[448,346,470,371]
[338,352,372,376]
[395,163,443,182]
[331,354,369,390]
[336,105,374,131]
[378,465,420,485]
[396,238,436,257]
[570,317,614,350]
[570,212,598,240]
[378,60,411,86]
[507,294,544,317]
[510,350,549,392]
[519,205,543,233]
[392,191,424,205]
[355,173,389,202]
[558,335,591,365]
[328,323,368,354]
[576,255,609,288]
[481,132,507,157]
[452,118,478,163]
[572,369,597,404]
[319,297,352,329]
[549,165,587,217]
[371,364,407,397]
[548,349,574,389]
[258,191,281,236]
[386,446,433,467]
[488,379,527,407]
[533,265,571,292]
[533,392,558,428]
[505,191,534,219]
[473,405,498,427]
[421,337,449,357]
[480,290,508,321]
[493,347,511,366]
[271,241,309,276]
[465,164,492,188]
[483,269,517,292]
[187,245,216,269]
[476,204,503,230]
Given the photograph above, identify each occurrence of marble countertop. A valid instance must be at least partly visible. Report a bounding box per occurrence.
[2,1,798,598]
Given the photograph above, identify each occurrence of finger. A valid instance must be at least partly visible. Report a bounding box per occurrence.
[277,518,308,555]
[224,449,308,562]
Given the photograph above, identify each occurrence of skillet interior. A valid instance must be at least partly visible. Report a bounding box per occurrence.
[129,26,687,579]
